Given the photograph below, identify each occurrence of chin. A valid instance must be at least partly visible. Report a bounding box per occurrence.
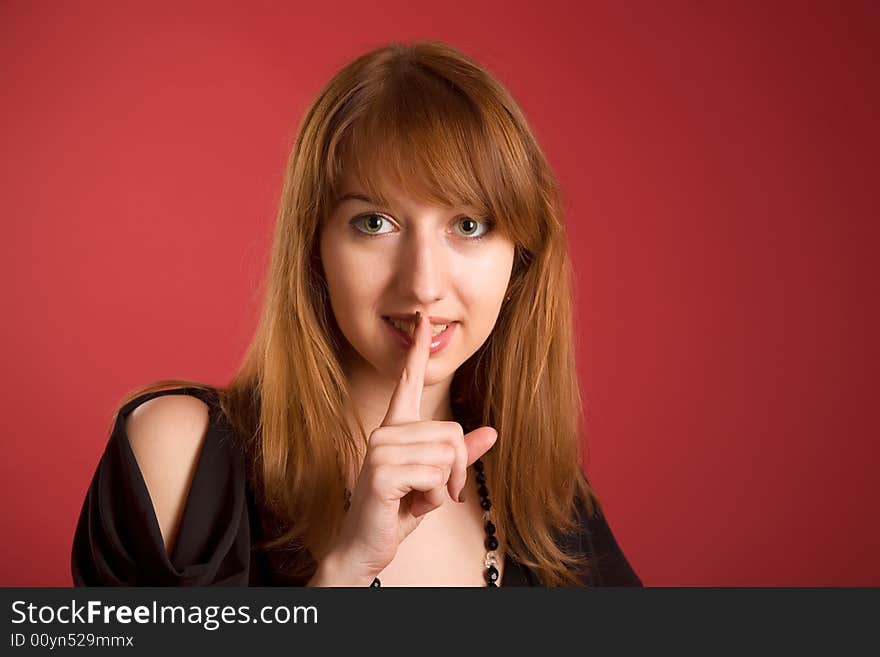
[363,342,459,385]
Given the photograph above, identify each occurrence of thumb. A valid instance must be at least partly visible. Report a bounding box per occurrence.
[463,426,498,467]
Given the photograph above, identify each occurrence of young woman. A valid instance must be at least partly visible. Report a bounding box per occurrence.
[72,40,642,587]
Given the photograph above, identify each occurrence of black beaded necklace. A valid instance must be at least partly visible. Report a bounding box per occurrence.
[370,459,500,587]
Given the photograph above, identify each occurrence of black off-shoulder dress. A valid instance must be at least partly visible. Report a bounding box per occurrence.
[71,387,643,587]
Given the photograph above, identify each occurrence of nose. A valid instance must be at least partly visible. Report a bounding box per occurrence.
[395,224,449,305]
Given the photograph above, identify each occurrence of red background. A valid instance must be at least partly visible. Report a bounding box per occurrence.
[2,1,877,586]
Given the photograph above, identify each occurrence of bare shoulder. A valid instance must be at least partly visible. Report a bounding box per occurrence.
[124,392,211,554]
[125,393,211,449]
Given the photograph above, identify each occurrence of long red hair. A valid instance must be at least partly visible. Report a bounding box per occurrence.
[115,40,601,586]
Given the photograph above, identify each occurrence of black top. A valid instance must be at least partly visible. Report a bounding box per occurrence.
[72,387,642,587]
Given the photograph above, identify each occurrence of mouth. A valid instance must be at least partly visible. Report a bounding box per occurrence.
[381,316,458,354]
[382,316,453,340]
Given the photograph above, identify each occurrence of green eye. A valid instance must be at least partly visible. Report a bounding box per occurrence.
[454,216,492,239]
[352,213,394,235]
[351,212,495,240]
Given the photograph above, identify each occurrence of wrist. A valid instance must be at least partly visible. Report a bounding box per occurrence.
[308,548,378,587]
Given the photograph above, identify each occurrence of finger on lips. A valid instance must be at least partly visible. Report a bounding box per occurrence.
[382,310,430,427]
[379,311,468,505]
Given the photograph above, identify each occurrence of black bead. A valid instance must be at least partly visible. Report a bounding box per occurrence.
[477,484,489,498]
[474,460,484,472]
[485,535,499,551]
[487,581,498,587]
[371,578,381,587]
[480,498,492,510]
[485,565,499,583]
[485,520,496,535]
[475,471,486,485]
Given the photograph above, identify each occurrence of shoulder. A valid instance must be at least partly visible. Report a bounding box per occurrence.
[72,385,252,584]
[121,387,220,554]
[125,391,211,453]
[580,504,643,587]
[567,473,643,587]
[124,390,215,483]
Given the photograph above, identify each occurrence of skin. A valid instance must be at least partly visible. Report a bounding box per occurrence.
[318,173,516,465]
[310,173,516,584]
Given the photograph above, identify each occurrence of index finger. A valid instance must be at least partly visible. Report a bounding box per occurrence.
[382,310,431,426]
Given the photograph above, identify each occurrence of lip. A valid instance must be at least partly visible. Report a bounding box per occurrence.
[383,312,456,325]
[382,317,458,355]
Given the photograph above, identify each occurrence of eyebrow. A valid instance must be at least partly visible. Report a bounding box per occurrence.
[333,191,483,218]
[335,192,381,207]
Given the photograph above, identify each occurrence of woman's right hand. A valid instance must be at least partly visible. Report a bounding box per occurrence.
[312,311,498,586]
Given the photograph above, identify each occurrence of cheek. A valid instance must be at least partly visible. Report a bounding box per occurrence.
[456,244,515,325]
[321,233,354,296]
[320,239,390,319]
[463,244,514,293]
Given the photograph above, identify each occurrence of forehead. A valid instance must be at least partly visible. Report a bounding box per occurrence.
[333,168,477,214]
[328,102,493,212]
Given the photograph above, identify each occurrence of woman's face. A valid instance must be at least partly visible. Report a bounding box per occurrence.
[319,174,515,386]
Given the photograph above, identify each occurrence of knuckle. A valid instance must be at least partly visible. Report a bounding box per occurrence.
[368,427,385,445]
[369,443,392,463]
[370,464,390,493]
[439,443,456,465]
[430,466,445,487]
[445,421,465,440]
